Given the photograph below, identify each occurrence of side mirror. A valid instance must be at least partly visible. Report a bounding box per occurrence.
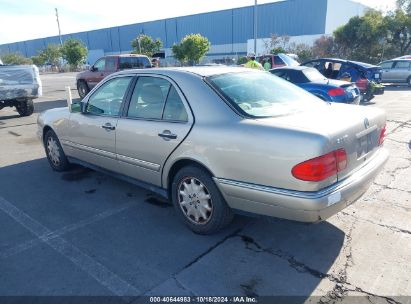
[90,66,97,72]
[70,102,82,113]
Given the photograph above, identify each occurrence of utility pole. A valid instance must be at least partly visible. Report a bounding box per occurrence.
[55,8,63,46]
[254,0,257,55]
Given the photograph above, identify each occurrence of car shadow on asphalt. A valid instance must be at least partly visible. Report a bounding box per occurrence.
[34,98,81,113]
[0,158,345,297]
[383,85,411,91]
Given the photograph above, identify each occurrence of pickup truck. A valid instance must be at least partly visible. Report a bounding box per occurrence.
[0,65,42,117]
[76,54,151,98]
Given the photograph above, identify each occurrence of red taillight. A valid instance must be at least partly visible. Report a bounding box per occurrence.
[328,88,345,96]
[379,124,386,145]
[292,149,348,182]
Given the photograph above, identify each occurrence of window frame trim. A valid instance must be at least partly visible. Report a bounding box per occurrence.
[84,75,134,118]
[121,74,192,124]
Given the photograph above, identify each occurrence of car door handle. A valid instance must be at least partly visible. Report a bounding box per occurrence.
[158,130,177,140]
[102,123,115,131]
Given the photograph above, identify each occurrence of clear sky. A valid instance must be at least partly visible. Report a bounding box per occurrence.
[0,0,397,45]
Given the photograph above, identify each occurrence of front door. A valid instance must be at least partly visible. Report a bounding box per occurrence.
[115,75,193,186]
[65,76,133,172]
[380,61,395,82]
[88,57,106,88]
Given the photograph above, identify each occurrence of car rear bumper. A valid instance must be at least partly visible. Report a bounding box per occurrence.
[214,147,389,222]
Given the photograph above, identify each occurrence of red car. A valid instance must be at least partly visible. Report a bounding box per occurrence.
[76,54,152,98]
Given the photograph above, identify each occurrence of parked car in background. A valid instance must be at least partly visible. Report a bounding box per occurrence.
[76,54,152,98]
[0,65,42,116]
[270,66,360,104]
[379,59,411,86]
[393,55,411,60]
[301,58,384,102]
[257,53,299,70]
[38,67,388,234]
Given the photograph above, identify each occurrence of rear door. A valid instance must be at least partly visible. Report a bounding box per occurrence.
[380,61,395,82]
[115,75,193,186]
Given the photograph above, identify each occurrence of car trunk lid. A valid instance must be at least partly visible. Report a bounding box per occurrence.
[255,102,386,183]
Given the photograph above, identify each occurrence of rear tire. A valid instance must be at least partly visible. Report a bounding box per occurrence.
[171,165,234,234]
[77,81,90,99]
[407,76,411,87]
[15,99,34,117]
[44,130,70,172]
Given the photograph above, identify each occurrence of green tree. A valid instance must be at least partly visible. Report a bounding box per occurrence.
[131,34,163,57]
[397,0,411,14]
[40,44,61,66]
[333,10,385,63]
[31,54,46,66]
[1,53,32,65]
[172,34,210,65]
[61,39,87,69]
[382,9,411,57]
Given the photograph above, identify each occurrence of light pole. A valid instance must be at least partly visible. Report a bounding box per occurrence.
[254,0,258,55]
[55,8,63,46]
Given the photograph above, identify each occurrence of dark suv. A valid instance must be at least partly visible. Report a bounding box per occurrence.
[76,54,152,98]
[301,58,384,101]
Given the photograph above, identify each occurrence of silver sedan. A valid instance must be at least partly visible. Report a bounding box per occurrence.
[37,67,389,234]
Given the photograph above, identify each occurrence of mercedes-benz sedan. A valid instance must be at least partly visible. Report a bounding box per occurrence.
[37,67,388,234]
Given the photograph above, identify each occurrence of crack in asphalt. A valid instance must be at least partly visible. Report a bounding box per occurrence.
[387,119,411,136]
[238,230,404,304]
[180,228,243,271]
[0,122,37,129]
[341,212,411,236]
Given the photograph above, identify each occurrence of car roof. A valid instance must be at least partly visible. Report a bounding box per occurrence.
[307,58,378,68]
[270,66,308,71]
[107,54,149,58]
[115,66,255,77]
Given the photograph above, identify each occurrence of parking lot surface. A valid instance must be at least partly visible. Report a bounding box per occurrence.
[0,73,410,303]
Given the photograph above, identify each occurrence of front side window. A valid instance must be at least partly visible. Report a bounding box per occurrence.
[94,58,105,71]
[207,71,321,118]
[86,77,132,116]
[380,61,393,69]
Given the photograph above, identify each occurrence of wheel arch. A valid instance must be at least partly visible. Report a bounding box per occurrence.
[42,125,54,144]
[165,158,215,200]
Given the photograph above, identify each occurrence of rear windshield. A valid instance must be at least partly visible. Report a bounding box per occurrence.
[303,68,327,82]
[207,71,322,118]
[0,68,34,85]
[119,57,151,69]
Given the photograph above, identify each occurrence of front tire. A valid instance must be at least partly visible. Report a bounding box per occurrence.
[171,165,234,234]
[77,81,89,99]
[44,130,70,171]
[15,99,34,117]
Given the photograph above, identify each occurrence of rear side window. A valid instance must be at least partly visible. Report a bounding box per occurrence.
[128,77,169,119]
[127,77,188,122]
[394,61,411,69]
[105,57,116,71]
[119,57,151,69]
